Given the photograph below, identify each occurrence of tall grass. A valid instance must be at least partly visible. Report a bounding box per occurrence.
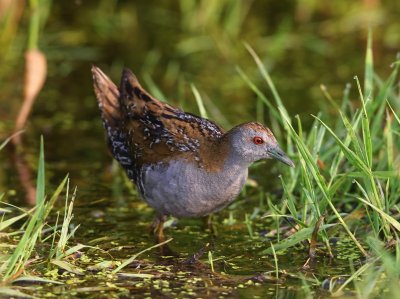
[239,34,400,296]
[0,137,71,283]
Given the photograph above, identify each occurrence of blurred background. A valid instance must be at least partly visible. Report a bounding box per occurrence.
[0,0,399,199]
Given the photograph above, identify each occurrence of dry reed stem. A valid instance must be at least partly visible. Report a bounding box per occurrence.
[12,49,47,205]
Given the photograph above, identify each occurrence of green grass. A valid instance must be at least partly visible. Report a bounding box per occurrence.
[142,34,400,296]
[0,137,69,282]
[238,34,400,296]
[0,137,176,295]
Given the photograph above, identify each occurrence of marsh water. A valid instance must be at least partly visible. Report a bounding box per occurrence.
[1,1,399,298]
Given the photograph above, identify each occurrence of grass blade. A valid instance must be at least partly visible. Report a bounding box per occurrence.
[364,30,374,98]
[190,83,208,118]
[113,238,173,273]
[36,136,45,208]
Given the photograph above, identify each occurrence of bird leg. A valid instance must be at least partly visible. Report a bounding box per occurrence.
[150,214,179,257]
[151,214,167,243]
[204,214,218,237]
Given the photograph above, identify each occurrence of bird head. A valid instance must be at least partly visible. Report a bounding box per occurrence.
[227,122,294,167]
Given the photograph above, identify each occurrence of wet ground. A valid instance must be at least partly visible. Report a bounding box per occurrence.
[3,158,364,298]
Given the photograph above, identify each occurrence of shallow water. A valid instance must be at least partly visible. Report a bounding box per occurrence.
[1,131,365,298]
[7,191,364,298]
[3,151,364,298]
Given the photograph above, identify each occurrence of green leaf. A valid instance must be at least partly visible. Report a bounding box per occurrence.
[117,273,155,279]
[51,260,84,275]
[356,197,400,232]
[314,115,370,174]
[340,171,400,179]
[261,224,336,254]
[13,275,64,285]
[58,243,87,260]
[354,76,372,167]
[364,30,374,98]
[0,131,24,151]
[36,136,45,208]
[113,238,173,273]
[191,84,208,119]
[0,287,35,298]
[0,212,29,231]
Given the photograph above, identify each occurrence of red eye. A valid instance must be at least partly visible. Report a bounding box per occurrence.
[253,136,264,145]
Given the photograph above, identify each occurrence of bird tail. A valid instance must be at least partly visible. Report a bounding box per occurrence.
[91,66,121,128]
[92,66,135,173]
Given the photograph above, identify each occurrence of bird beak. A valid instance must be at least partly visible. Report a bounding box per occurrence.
[269,146,295,167]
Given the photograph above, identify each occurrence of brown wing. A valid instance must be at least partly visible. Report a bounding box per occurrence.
[119,69,225,169]
[93,66,227,183]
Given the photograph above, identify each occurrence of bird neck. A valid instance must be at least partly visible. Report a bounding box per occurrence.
[195,134,247,173]
[219,134,252,171]
[224,148,251,171]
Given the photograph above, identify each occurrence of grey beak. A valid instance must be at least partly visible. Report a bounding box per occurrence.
[269,146,295,167]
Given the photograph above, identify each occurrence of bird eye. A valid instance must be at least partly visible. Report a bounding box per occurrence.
[253,136,264,145]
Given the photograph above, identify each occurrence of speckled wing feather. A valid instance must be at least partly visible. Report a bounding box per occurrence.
[119,69,225,168]
[92,66,226,183]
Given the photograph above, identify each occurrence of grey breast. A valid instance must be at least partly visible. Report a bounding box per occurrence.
[138,159,249,218]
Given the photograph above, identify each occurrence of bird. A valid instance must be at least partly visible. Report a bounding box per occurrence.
[91,66,294,242]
